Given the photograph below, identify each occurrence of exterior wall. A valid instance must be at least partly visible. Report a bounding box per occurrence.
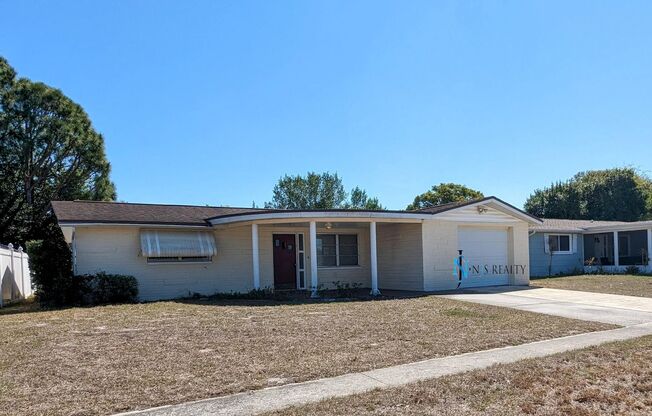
[74,226,254,301]
[509,223,530,285]
[529,232,584,277]
[74,224,373,300]
[422,219,531,290]
[422,220,459,291]
[376,223,424,291]
[73,217,534,300]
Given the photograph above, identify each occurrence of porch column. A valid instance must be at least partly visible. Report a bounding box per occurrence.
[251,223,260,290]
[370,221,380,296]
[647,229,652,266]
[310,221,319,298]
[613,231,619,267]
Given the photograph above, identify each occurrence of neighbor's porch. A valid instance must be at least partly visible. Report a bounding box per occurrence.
[242,219,424,296]
[583,228,652,272]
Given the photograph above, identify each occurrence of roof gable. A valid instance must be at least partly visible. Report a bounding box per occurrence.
[424,197,542,224]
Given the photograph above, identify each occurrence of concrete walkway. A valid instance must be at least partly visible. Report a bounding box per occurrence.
[442,286,652,326]
[116,287,652,416]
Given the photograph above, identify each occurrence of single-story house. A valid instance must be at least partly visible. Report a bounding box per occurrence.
[51,197,540,301]
[529,219,652,276]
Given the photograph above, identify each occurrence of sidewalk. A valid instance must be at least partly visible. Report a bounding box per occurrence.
[116,322,652,416]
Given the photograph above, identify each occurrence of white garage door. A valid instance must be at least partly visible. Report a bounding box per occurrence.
[457,227,510,288]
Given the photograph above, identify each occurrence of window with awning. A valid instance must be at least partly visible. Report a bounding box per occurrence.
[140,230,216,261]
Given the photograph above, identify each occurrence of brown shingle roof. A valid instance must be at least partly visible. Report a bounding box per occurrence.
[51,196,541,226]
[51,201,264,226]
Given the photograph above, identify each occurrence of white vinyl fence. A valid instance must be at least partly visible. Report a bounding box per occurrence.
[0,243,32,306]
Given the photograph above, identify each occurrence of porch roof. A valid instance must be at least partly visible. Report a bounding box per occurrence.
[205,197,542,225]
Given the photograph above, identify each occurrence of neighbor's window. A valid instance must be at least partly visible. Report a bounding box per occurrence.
[316,234,358,267]
[618,235,630,257]
[147,256,212,264]
[548,234,571,254]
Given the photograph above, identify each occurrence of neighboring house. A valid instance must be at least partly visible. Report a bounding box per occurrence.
[529,219,652,276]
[51,197,540,301]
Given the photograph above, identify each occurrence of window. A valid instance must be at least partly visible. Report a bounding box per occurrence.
[147,256,212,264]
[316,234,358,267]
[140,230,216,264]
[618,235,630,257]
[297,233,306,288]
[548,234,571,254]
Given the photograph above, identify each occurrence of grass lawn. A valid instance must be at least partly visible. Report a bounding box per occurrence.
[532,274,652,297]
[271,335,652,416]
[0,297,612,416]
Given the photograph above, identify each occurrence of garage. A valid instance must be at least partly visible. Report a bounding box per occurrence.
[458,227,510,288]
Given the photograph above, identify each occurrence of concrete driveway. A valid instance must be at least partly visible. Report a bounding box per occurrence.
[442,286,652,326]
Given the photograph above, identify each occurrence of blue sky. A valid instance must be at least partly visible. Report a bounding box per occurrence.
[1,1,651,209]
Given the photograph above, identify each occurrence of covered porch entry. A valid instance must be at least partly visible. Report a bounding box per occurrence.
[584,228,652,271]
[247,219,424,296]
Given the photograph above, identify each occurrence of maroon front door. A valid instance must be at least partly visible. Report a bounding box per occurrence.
[273,234,297,289]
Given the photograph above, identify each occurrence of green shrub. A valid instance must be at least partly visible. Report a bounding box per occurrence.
[208,288,290,300]
[26,238,73,306]
[331,281,363,298]
[27,234,138,306]
[625,265,640,275]
[74,273,139,305]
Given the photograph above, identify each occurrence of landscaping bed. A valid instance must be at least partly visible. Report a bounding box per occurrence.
[532,274,652,297]
[0,296,613,415]
[271,335,652,415]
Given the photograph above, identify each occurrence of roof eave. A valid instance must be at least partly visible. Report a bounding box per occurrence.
[208,211,434,225]
[57,220,212,228]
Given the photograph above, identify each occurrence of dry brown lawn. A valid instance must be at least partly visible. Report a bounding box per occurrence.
[272,335,652,416]
[532,274,652,297]
[0,296,612,416]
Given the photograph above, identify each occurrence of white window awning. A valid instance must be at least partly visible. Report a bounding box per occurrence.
[140,230,216,257]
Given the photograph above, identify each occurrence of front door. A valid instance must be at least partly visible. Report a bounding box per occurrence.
[273,234,297,289]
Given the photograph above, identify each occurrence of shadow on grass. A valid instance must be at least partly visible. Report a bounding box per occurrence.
[429,285,542,296]
[173,289,430,308]
[0,299,43,316]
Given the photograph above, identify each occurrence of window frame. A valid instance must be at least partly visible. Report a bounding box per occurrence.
[147,255,213,264]
[296,233,306,289]
[316,233,360,268]
[547,234,573,255]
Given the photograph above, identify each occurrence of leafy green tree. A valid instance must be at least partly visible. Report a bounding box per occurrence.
[524,181,581,219]
[344,186,384,210]
[524,168,651,221]
[0,56,116,245]
[265,172,384,210]
[407,183,484,210]
[265,172,346,209]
